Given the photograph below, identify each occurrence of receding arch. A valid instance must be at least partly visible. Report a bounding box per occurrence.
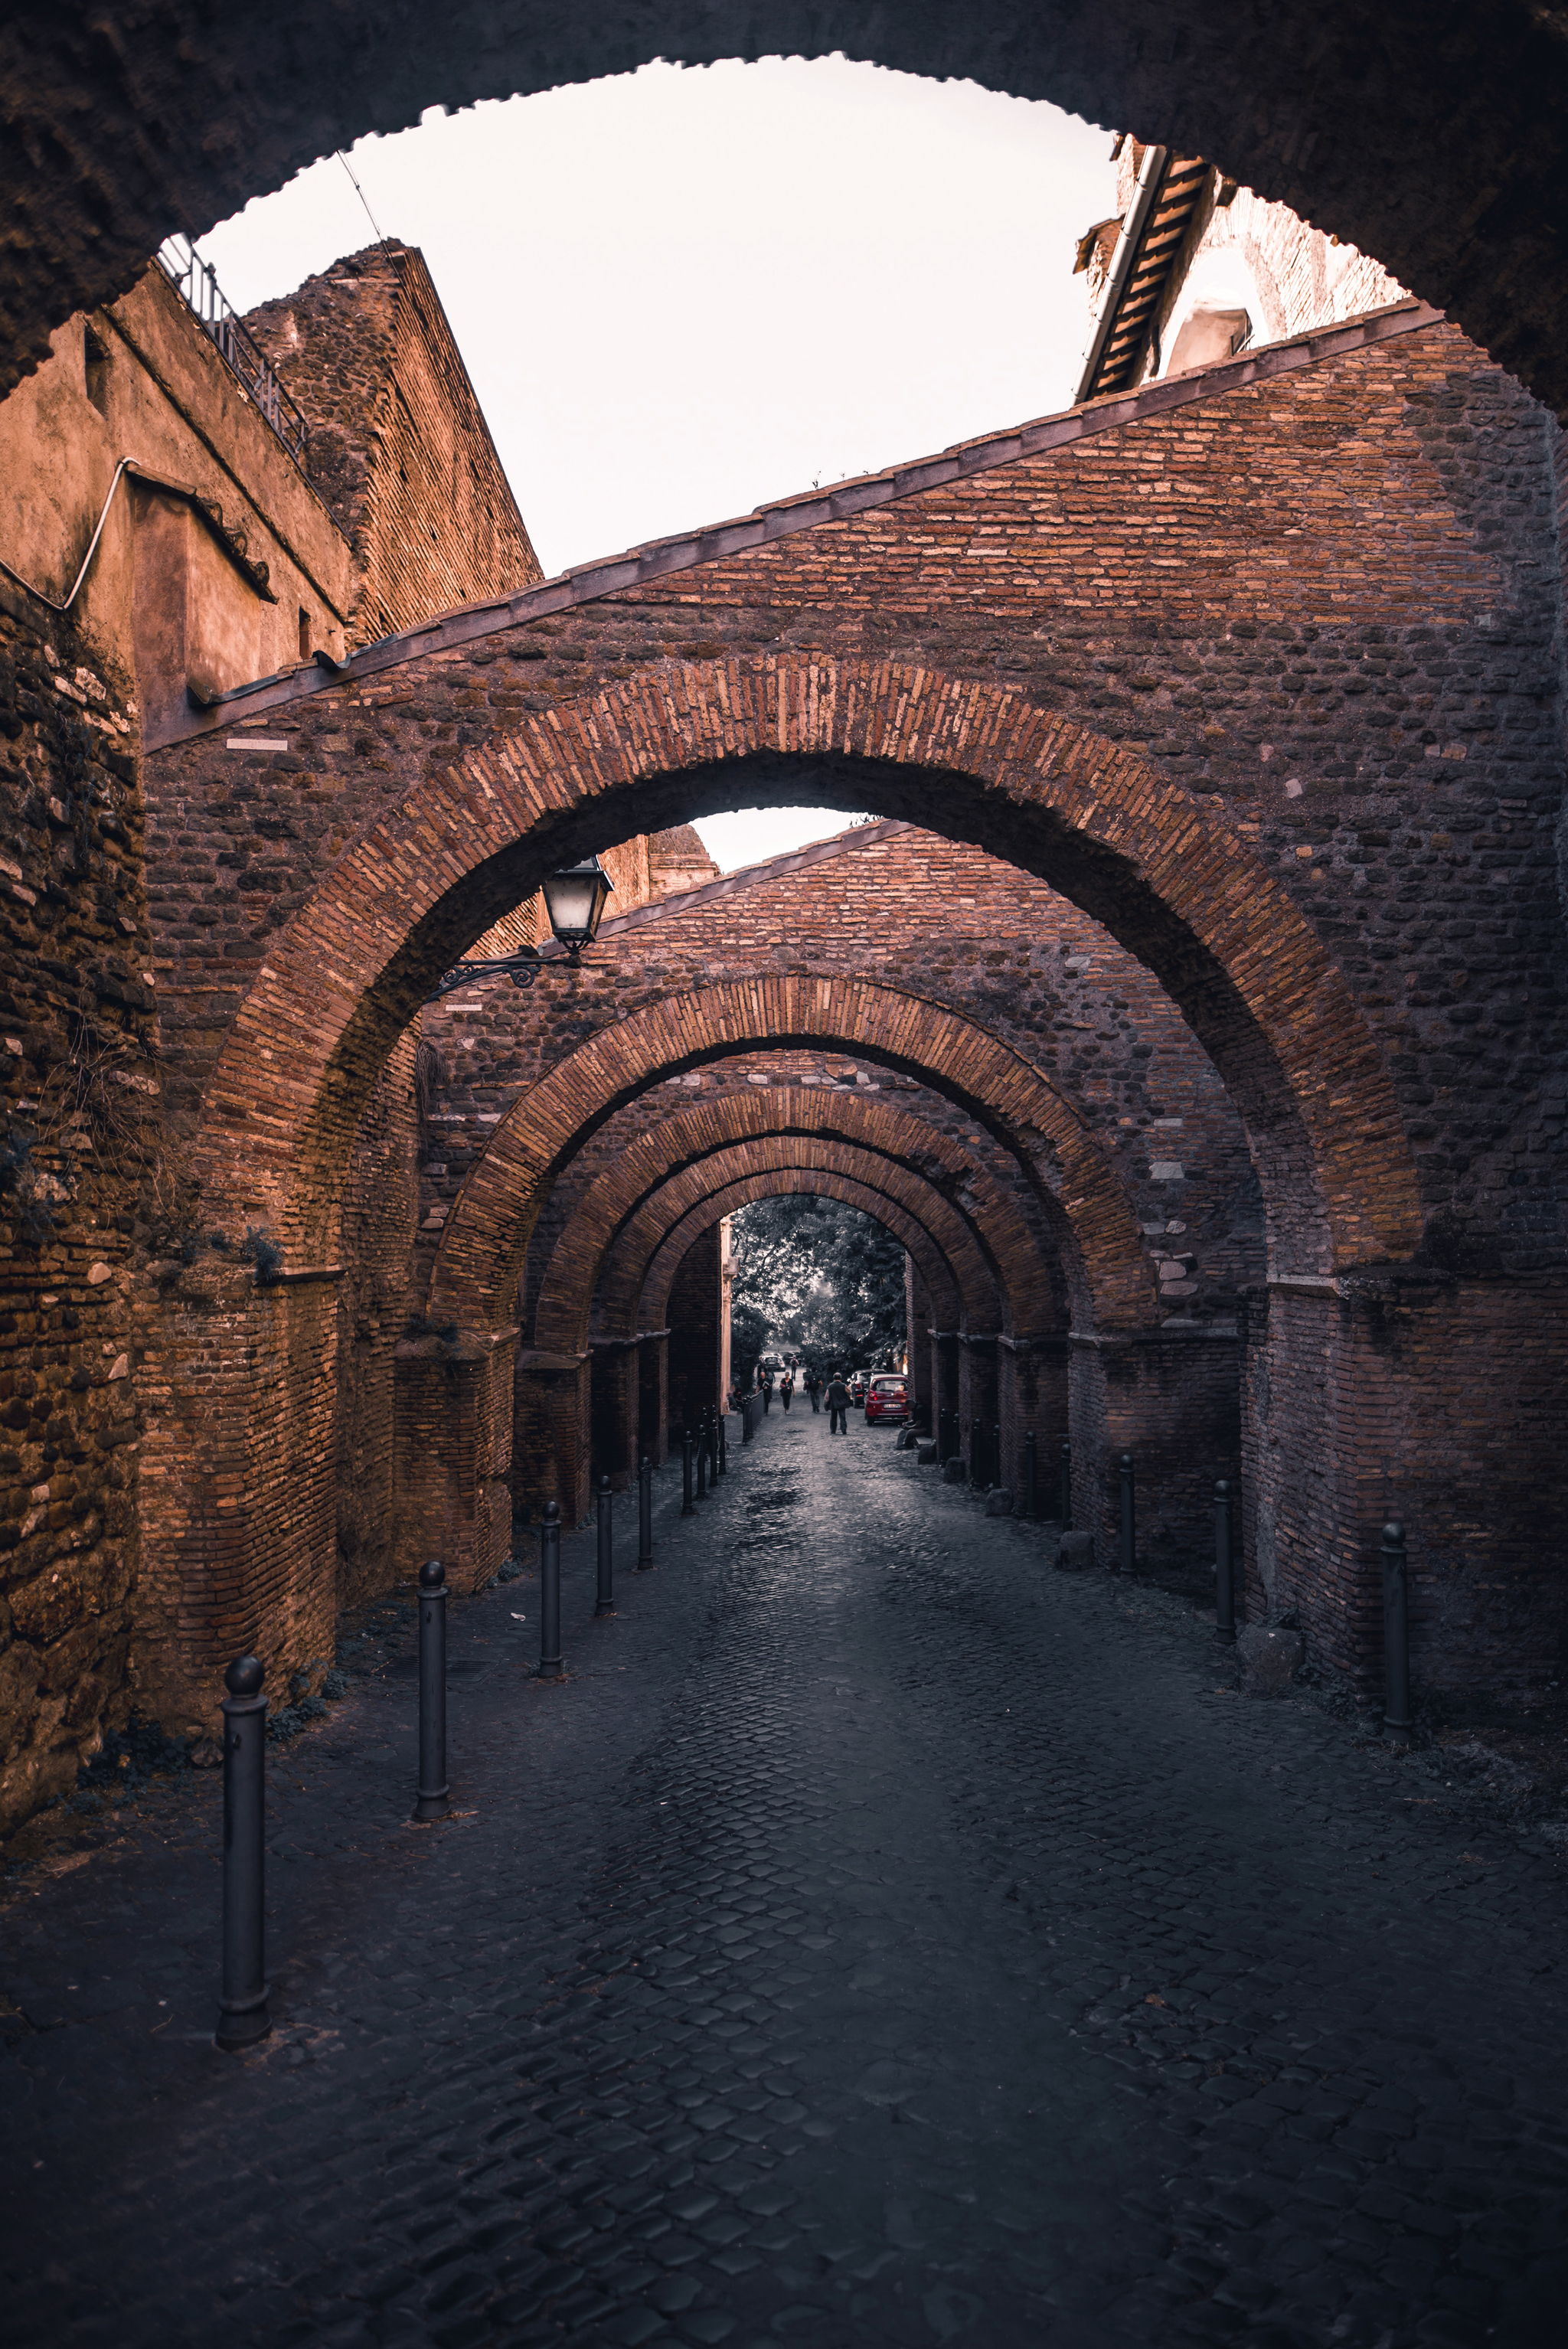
[175,660,1420,1279]
[544,1125,1019,1359]
[637,1170,965,1342]
[528,1087,1062,1354]
[432,978,1157,1334]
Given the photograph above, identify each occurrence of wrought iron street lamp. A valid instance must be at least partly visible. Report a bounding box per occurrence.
[426,856,616,1000]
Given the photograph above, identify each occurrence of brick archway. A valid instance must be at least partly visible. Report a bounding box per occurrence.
[10,6,1568,419]
[528,1089,1066,1353]
[637,1171,964,1341]
[176,660,1419,1281]
[430,976,1155,1338]
[558,1127,1012,1350]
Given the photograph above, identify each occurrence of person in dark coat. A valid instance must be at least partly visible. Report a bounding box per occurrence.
[760,1365,773,1413]
[825,1368,850,1435]
[805,1367,822,1413]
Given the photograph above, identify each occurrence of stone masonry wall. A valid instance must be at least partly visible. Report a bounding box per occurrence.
[0,590,158,1832]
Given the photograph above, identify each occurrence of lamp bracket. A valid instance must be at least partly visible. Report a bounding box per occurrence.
[426,946,557,1001]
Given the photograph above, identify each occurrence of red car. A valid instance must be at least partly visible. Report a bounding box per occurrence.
[864,1374,910,1424]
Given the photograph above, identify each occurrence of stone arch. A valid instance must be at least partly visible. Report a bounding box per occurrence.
[636,1170,964,1341]
[528,1088,1063,1354]
[430,975,1155,1337]
[178,662,1419,1282]
[10,7,1568,417]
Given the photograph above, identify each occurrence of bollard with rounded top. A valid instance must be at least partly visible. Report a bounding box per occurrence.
[1118,1453,1136,1575]
[970,1416,983,1487]
[413,1559,450,1820]
[695,1413,708,1500]
[1214,1482,1236,1647]
[216,1655,272,2051]
[537,1501,564,1679]
[681,1429,695,1516]
[1060,1439,1072,1531]
[637,1455,654,1570]
[717,1406,727,1478]
[1382,1519,1413,1739]
[595,1475,615,1617]
[1024,1430,1037,1521]
[742,1393,753,1445]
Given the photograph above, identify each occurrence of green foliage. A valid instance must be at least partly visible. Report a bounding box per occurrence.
[730,1194,906,1380]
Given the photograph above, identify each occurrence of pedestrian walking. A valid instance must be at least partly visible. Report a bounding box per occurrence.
[761,1367,773,1415]
[825,1367,850,1435]
[806,1367,822,1413]
[781,1368,794,1412]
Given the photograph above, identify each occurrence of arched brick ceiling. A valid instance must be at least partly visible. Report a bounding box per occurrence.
[634,1170,965,1340]
[527,1093,1057,1351]
[428,981,1156,1334]
[7,5,1568,413]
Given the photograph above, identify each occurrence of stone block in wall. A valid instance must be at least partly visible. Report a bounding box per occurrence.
[1236,1622,1305,1696]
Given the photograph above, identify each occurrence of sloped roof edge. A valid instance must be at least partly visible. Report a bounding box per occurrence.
[152,296,1443,752]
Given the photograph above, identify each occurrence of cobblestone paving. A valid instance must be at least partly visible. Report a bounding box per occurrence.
[3,1413,1566,2349]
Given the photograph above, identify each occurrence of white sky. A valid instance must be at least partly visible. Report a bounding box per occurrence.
[198,56,1116,867]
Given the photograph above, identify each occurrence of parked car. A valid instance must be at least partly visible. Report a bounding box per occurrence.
[864,1374,910,1424]
[848,1368,868,1403]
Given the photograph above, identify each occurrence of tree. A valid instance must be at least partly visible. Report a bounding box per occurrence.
[729,1194,906,1379]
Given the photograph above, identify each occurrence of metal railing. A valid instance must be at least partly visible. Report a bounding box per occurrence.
[155,236,310,473]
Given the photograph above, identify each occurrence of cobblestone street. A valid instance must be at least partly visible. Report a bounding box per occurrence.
[4,1410,1566,2349]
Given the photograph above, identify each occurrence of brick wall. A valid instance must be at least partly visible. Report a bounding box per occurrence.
[126,313,1568,1720]
[245,244,543,646]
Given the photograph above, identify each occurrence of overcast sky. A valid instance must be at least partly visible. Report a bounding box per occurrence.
[199,57,1116,865]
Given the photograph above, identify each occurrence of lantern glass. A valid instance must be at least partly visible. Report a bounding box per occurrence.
[541,856,614,952]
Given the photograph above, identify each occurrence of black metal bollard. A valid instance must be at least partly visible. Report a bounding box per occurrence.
[538,1501,564,1679]
[993,1425,1002,1493]
[637,1455,654,1570]
[1024,1430,1037,1520]
[595,1475,615,1617]
[970,1416,982,1486]
[216,1655,272,2051]
[695,1413,708,1499]
[681,1429,695,1516]
[717,1407,727,1478]
[741,1394,753,1445]
[1214,1480,1236,1647]
[1060,1439,1072,1531]
[1382,1519,1412,1739]
[414,1558,450,1821]
[1118,1452,1136,1576]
